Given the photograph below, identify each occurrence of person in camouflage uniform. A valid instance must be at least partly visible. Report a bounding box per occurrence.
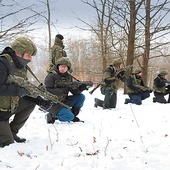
[48,34,67,71]
[153,70,170,103]
[124,67,152,105]
[0,37,51,147]
[94,58,126,109]
[45,57,87,123]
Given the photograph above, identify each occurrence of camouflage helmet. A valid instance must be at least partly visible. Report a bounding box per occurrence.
[56,57,71,70]
[159,70,168,76]
[11,37,37,56]
[133,67,142,74]
[112,58,122,66]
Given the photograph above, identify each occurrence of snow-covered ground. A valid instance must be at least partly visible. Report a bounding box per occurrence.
[1,88,170,170]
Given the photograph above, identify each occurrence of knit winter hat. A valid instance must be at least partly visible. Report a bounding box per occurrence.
[56,34,64,40]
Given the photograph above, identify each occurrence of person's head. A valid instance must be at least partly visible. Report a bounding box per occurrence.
[158,70,168,79]
[56,57,71,73]
[55,34,64,42]
[112,58,123,69]
[133,67,142,76]
[11,37,37,66]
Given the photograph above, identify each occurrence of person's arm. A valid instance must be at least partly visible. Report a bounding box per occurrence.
[44,73,69,97]
[154,77,166,88]
[103,67,116,84]
[127,76,143,92]
[0,58,20,96]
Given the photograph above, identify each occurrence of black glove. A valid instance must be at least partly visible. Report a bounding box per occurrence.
[147,90,152,93]
[17,87,30,97]
[79,84,87,91]
[117,70,125,79]
[37,96,53,110]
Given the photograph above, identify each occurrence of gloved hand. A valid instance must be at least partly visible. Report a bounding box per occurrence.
[79,84,87,91]
[145,87,152,93]
[18,87,30,97]
[37,96,53,110]
[117,70,125,79]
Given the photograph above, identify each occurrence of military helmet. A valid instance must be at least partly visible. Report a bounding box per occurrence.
[112,58,122,66]
[133,67,142,74]
[56,57,71,70]
[11,37,37,56]
[159,70,168,76]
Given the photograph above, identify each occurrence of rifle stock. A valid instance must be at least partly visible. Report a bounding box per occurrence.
[7,75,70,110]
[89,83,101,94]
[56,81,94,88]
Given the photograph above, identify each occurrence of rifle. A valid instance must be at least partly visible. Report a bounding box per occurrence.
[89,64,133,95]
[7,75,70,110]
[89,83,102,95]
[55,81,94,88]
[115,64,133,77]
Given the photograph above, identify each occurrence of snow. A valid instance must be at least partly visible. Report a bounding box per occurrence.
[1,88,170,170]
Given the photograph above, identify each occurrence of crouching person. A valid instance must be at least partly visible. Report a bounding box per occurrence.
[153,71,170,103]
[0,37,52,147]
[44,57,86,123]
[124,68,152,105]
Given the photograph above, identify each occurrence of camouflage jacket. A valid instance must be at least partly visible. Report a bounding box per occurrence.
[101,65,122,93]
[49,37,67,68]
[126,74,145,93]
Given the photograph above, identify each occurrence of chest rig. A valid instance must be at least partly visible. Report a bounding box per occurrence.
[0,54,27,113]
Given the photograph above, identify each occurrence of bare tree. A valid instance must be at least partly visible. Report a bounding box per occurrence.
[0,1,40,44]
[81,0,115,71]
[81,0,170,85]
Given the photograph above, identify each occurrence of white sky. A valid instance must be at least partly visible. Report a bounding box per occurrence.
[1,89,170,170]
[1,0,94,40]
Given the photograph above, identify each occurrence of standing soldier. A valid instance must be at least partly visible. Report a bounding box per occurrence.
[94,58,126,109]
[153,70,170,103]
[47,34,67,72]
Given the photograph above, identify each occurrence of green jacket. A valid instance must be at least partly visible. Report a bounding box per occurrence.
[101,65,120,94]
[49,37,67,68]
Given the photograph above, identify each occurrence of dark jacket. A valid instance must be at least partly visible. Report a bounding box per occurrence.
[45,66,82,102]
[0,47,27,119]
[101,65,126,93]
[44,66,82,114]
[126,74,145,93]
[153,75,167,93]
[0,47,26,96]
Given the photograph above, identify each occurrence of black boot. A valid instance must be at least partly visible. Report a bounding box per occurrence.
[71,107,80,117]
[124,98,130,104]
[153,97,156,103]
[46,113,55,124]
[12,133,26,143]
[72,116,80,122]
[94,98,104,108]
[71,107,84,122]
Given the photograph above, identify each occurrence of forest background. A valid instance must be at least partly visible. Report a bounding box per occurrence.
[1,0,170,88]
